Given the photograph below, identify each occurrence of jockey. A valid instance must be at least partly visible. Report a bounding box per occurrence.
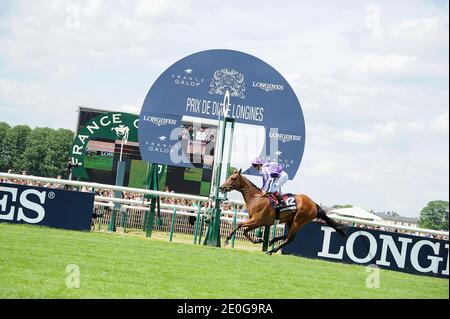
[252,157,289,210]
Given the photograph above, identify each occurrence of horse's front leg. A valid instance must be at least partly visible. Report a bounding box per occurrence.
[224,223,244,246]
[243,223,265,244]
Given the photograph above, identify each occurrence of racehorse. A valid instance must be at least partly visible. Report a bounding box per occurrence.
[219,169,347,255]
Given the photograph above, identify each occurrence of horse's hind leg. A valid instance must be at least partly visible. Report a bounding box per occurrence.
[269,220,292,246]
[269,235,286,246]
[266,219,305,255]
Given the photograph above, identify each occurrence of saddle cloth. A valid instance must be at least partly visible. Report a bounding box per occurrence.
[269,193,297,213]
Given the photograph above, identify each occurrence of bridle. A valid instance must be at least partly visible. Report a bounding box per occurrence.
[222,173,242,192]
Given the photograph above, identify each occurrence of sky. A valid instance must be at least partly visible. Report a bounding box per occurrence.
[0,0,448,217]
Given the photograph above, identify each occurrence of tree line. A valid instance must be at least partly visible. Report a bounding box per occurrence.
[0,122,74,178]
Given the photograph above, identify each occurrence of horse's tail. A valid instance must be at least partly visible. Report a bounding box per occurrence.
[315,204,347,237]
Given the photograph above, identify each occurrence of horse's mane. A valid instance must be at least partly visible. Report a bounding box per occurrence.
[238,173,262,193]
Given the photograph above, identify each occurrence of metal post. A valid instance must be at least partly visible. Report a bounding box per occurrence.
[97,214,102,230]
[206,91,234,248]
[144,163,161,238]
[108,209,117,232]
[121,208,128,233]
[231,205,238,248]
[198,215,205,245]
[145,197,156,238]
[271,220,278,250]
[142,211,148,231]
[193,202,202,244]
[262,226,271,252]
[169,207,177,242]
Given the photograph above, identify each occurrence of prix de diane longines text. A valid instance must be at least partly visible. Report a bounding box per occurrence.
[186,97,264,122]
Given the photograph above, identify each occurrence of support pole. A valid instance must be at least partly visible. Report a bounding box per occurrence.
[262,226,271,252]
[108,209,117,232]
[144,163,161,238]
[206,105,234,247]
[110,160,126,233]
[169,207,177,242]
[231,205,238,248]
[271,220,278,251]
[193,202,202,244]
[198,215,204,245]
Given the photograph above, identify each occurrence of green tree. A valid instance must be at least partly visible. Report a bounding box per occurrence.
[0,125,32,173]
[20,127,54,176]
[418,200,449,231]
[43,129,74,178]
[0,122,11,171]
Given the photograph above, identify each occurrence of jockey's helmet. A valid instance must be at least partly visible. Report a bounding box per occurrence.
[252,157,263,166]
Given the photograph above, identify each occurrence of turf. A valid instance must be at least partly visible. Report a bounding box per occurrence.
[184,168,203,182]
[84,154,113,171]
[0,223,448,299]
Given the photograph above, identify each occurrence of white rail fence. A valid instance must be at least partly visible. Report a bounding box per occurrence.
[93,197,285,242]
[1,172,448,240]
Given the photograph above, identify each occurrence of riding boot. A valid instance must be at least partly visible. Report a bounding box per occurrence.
[274,192,285,207]
[274,192,286,218]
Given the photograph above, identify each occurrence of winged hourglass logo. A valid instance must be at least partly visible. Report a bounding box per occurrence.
[209,68,246,99]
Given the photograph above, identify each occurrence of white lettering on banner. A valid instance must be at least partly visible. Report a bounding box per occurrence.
[143,116,177,127]
[133,119,139,129]
[0,186,18,221]
[16,189,46,224]
[78,135,89,145]
[376,235,413,268]
[252,81,284,92]
[100,116,111,126]
[269,132,302,143]
[315,226,448,276]
[72,145,83,156]
[443,244,449,276]
[346,231,378,264]
[86,122,99,134]
[318,226,344,259]
[112,113,121,124]
[71,158,81,166]
[0,186,47,223]
[410,240,443,274]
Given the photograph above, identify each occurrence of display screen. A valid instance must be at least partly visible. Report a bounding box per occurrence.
[75,107,214,195]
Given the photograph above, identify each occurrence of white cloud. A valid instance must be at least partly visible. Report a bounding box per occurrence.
[333,129,375,144]
[119,104,140,115]
[351,53,418,73]
[431,112,449,134]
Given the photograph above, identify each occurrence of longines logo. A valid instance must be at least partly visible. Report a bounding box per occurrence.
[318,226,449,277]
[0,186,49,224]
[209,68,246,99]
[171,68,205,87]
[269,132,302,143]
[252,81,284,92]
[143,116,177,127]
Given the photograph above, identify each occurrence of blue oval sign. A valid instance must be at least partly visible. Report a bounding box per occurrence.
[139,49,306,180]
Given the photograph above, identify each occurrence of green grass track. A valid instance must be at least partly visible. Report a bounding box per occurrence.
[0,223,448,299]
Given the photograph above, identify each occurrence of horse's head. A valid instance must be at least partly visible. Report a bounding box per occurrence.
[219,169,243,193]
